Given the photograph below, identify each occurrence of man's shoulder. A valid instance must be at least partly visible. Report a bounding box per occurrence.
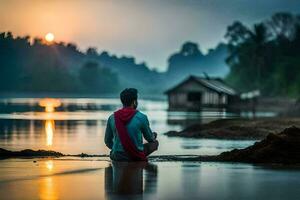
[135,111,148,120]
[108,114,115,122]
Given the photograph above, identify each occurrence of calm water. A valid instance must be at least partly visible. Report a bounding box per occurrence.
[0,98,298,200]
[0,159,299,200]
[0,97,256,155]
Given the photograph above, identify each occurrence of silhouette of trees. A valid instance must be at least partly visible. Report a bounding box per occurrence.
[0,32,122,94]
[267,13,299,40]
[4,11,300,97]
[225,12,300,97]
[0,29,232,95]
[96,52,164,93]
[168,42,204,75]
[0,32,30,91]
[166,41,229,87]
[0,31,166,94]
[86,47,98,57]
[79,61,120,93]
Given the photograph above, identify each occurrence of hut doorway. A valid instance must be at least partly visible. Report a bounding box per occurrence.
[187,92,202,103]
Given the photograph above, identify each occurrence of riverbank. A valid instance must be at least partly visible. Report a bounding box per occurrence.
[2,126,300,165]
[165,117,300,140]
[164,126,300,165]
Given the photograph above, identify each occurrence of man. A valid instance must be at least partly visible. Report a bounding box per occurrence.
[105,88,159,161]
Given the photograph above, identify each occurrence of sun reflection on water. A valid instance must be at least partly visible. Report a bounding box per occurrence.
[45,160,54,171]
[39,98,61,147]
[39,160,58,200]
[39,176,58,200]
[39,98,61,113]
[45,120,55,146]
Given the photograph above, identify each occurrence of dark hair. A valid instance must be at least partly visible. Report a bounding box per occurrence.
[120,88,138,107]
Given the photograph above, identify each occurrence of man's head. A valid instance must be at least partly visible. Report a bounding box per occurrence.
[120,88,138,109]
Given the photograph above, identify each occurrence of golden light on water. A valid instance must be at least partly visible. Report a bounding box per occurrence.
[39,98,61,113]
[45,120,54,146]
[39,99,60,147]
[39,160,57,199]
[45,160,54,171]
[45,32,55,42]
[39,177,58,200]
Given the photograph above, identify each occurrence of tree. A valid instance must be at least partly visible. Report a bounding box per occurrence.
[86,47,98,57]
[267,12,298,40]
[167,42,204,75]
[79,61,120,93]
[225,12,300,97]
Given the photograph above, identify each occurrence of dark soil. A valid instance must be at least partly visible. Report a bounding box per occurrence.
[162,126,300,164]
[212,126,300,164]
[0,148,63,158]
[165,118,300,140]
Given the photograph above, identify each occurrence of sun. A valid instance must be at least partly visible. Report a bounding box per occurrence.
[45,33,55,42]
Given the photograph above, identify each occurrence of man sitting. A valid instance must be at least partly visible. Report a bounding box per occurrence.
[105,88,159,161]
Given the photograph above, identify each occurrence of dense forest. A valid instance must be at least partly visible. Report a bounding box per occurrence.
[225,12,300,97]
[0,32,227,95]
[0,12,299,97]
[0,33,161,95]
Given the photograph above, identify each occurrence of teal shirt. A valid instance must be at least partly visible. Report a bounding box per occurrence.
[104,111,155,159]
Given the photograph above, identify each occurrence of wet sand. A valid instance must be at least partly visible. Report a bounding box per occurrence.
[1,158,300,200]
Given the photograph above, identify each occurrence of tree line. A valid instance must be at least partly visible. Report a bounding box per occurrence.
[0,31,227,95]
[0,32,168,94]
[225,12,300,97]
[1,12,300,97]
[0,33,120,94]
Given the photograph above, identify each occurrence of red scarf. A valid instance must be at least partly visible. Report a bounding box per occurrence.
[114,107,147,161]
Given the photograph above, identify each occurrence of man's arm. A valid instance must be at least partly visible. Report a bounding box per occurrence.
[141,115,156,142]
[104,116,113,149]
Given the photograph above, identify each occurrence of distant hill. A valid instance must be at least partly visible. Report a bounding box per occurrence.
[90,51,165,94]
[0,32,229,95]
[164,42,229,88]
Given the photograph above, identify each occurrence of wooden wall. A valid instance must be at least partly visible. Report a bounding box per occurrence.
[167,79,229,110]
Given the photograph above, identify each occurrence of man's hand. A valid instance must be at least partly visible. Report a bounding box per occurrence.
[153,132,158,139]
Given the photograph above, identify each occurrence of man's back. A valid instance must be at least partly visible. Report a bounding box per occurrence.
[105,111,156,161]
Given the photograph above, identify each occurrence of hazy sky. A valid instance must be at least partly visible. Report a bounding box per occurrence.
[1,0,300,71]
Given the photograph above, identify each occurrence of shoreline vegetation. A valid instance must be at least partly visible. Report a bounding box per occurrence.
[1,126,299,165]
[165,118,300,140]
[1,13,300,98]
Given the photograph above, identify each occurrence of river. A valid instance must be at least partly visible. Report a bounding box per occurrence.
[0,98,299,200]
[0,97,257,155]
